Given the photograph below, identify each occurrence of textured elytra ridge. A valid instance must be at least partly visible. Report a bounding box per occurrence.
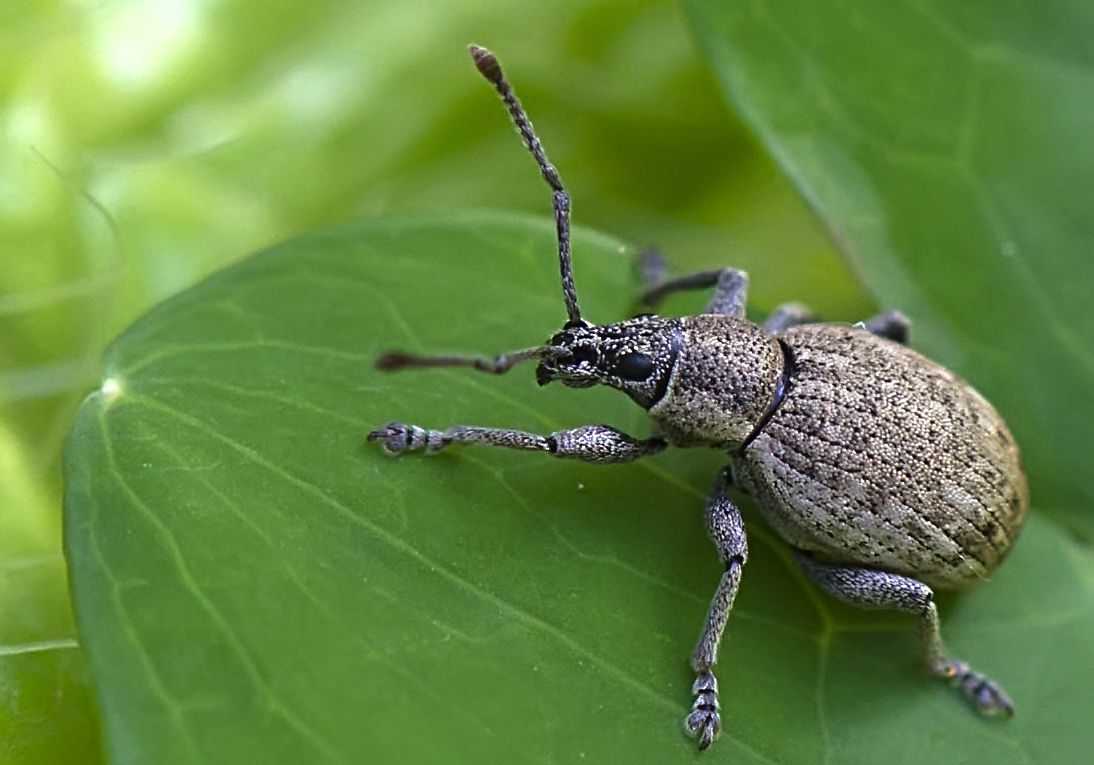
[740,324,1027,591]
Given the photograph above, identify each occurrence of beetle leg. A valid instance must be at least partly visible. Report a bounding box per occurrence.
[862,309,911,344]
[762,303,817,334]
[687,468,749,750]
[368,422,666,463]
[637,248,670,288]
[637,263,749,318]
[791,550,1014,716]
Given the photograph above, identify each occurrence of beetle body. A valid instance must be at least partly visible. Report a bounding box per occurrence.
[536,311,1028,591]
[369,45,1027,752]
[685,318,1026,590]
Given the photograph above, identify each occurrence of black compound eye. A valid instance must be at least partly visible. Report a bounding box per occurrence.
[550,331,574,346]
[571,345,597,365]
[614,352,654,381]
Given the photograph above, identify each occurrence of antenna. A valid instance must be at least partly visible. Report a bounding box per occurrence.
[469,44,583,326]
[374,346,558,375]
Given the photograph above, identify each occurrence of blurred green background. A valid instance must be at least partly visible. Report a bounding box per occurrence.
[3,0,883,760]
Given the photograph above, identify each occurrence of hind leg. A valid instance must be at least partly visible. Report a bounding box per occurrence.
[792,550,1013,715]
[862,309,911,344]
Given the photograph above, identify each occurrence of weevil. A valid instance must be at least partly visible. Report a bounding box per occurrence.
[368,45,1028,750]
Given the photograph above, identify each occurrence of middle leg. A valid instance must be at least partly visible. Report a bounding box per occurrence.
[636,250,749,318]
[762,302,817,334]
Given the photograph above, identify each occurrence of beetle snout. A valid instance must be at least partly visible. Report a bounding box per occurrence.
[535,362,555,386]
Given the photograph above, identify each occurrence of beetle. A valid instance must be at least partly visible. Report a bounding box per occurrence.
[368,45,1028,750]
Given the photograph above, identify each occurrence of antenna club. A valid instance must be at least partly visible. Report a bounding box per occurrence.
[469,45,503,83]
[374,351,412,371]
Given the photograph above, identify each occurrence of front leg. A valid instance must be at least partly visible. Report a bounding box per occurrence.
[368,422,667,463]
[687,468,748,750]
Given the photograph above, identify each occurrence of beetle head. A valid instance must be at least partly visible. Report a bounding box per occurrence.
[536,315,681,409]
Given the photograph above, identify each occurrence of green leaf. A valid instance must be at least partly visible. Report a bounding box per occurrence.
[66,215,1094,763]
[685,0,1094,540]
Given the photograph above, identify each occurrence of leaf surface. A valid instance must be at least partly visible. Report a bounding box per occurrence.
[65,215,1094,763]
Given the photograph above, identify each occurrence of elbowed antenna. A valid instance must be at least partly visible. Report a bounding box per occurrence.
[374,345,561,375]
[469,44,583,326]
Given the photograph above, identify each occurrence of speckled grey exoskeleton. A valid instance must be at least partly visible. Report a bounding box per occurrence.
[368,45,1028,751]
